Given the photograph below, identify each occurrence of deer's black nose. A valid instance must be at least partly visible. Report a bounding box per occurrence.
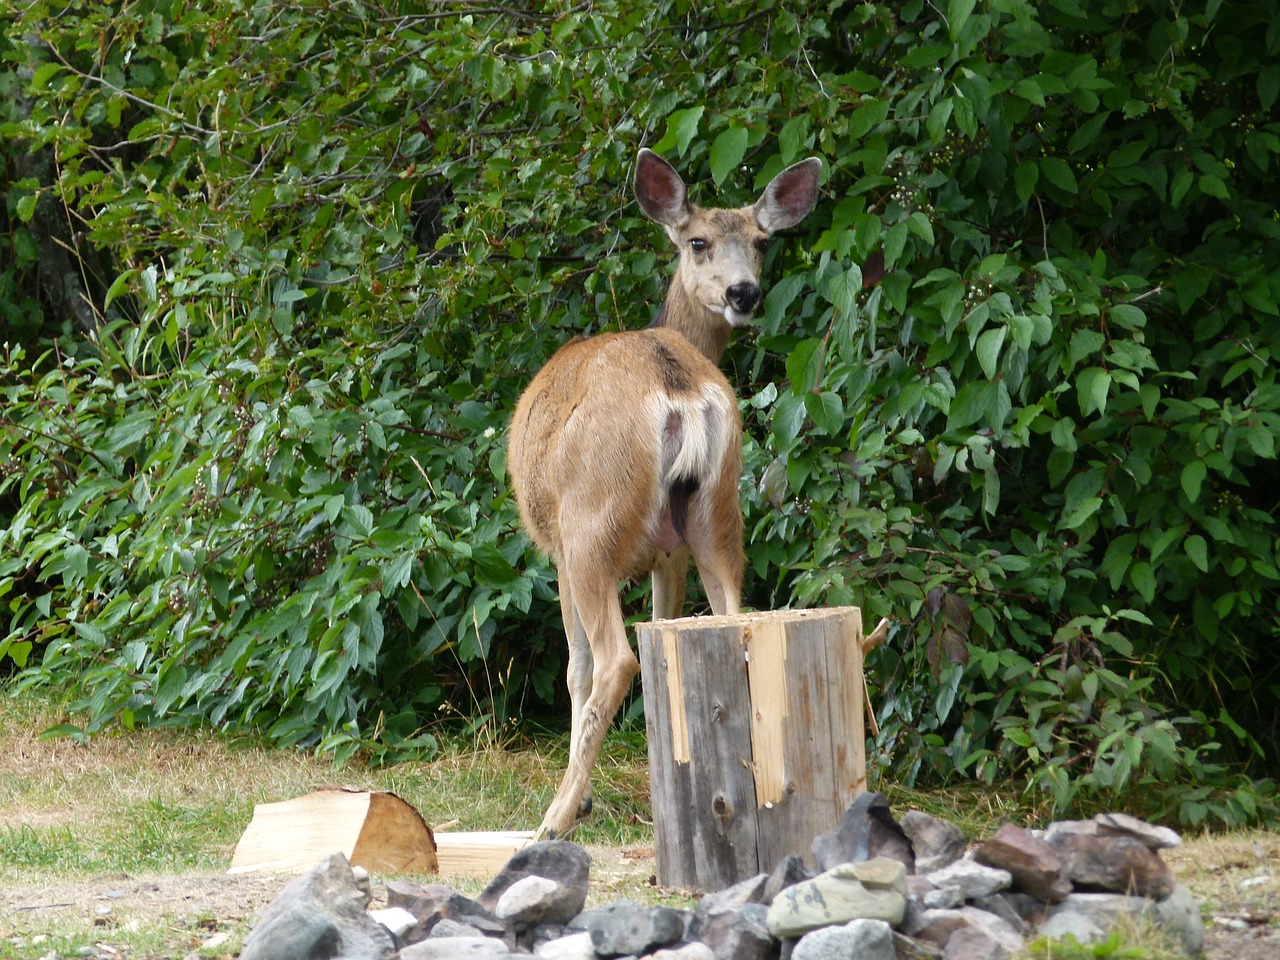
[726,282,762,314]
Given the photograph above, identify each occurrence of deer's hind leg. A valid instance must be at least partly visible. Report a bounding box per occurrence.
[538,557,638,840]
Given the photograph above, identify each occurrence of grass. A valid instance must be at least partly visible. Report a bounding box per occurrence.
[1,688,1271,960]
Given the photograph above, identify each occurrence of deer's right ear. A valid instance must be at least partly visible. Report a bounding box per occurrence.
[635,149,690,230]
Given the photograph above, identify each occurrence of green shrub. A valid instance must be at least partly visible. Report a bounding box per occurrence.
[2,0,1277,823]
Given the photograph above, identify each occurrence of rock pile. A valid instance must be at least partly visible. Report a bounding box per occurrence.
[238,798,1204,960]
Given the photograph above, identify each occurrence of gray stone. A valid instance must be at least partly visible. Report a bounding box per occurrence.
[811,792,915,873]
[647,944,716,960]
[922,886,965,910]
[239,853,394,960]
[385,881,510,945]
[1046,892,1155,930]
[972,823,1071,903]
[694,872,768,920]
[695,903,776,960]
[762,855,814,903]
[792,918,895,960]
[907,906,1022,954]
[1094,812,1182,851]
[495,875,572,932]
[369,906,417,938]
[478,840,591,923]
[533,930,596,959]
[428,918,490,939]
[901,811,967,874]
[239,902,341,960]
[894,930,945,959]
[1154,884,1204,954]
[570,899,686,958]
[942,924,1018,960]
[1037,909,1104,944]
[1046,823,1175,899]
[970,894,1029,935]
[926,860,1012,900]
[766,858,908,937]
[397,936,516,959]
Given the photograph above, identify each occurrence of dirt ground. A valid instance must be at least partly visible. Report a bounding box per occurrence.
[4,836,1277,959]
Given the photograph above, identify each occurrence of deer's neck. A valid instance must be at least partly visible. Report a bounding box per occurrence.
[650,279,732,364]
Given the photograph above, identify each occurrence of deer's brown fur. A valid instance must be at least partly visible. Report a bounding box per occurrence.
[507,149,821,838]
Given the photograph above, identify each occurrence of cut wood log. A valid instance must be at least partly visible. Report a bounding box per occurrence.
[637,606,874,891]
[433,831,536,877]
[229,787,437,876]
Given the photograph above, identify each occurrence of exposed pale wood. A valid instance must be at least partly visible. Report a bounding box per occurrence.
[433,831,536,878]
[229,788,437,876]
[637,607,871,892]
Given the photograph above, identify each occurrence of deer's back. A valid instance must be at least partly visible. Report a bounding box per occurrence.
[508,327,740,572]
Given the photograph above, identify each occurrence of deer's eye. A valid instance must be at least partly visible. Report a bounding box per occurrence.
[754,238,770,254]
[690,238,708,254]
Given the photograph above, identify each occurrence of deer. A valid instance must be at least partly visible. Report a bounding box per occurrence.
[507,147,823,839]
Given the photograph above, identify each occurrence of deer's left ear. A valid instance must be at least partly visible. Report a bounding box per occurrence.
[754,157,823,234]
[635,148,691,231]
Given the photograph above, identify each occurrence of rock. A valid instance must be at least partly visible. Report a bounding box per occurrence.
[1045,892,1155,932]
[970,894,1029,935]
[907,906,1022,954]
[385,881,510,945]
[369,906,417,938]
[1037,909,1104,944]
[766,858,909,937]
[762,855,814,903]
[925,860,1012,900]
[647,944,716,960]
[695,903,776,960]
[694,872,768,919]
[239,853,395,960]
[792,918,895,960]
[1094,812,1182,851]
[495,875,571,932]
[1046,822,1175,899]
[478,840,591,923]
[811,792,915,873]
[922,885,966,910]
[894,930,945,959]
[942,924,1017,960]
[397,936,515,959]
[428,918,491,939]
[972,823,1071,903]
[533,930,596,959]
[901,810,967,874]
[1154,884,1205,955]
[570,899,686,958]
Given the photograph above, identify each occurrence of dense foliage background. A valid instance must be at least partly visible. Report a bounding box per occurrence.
[3,0,1277,826]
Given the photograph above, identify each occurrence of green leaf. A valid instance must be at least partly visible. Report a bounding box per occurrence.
[975,326,1006,379]
[926,99,953,143]
[1247,424,1276,458]
[1130,561,1156,603]
[1077,366,1111,416]
[709,126,749,186]
[16,193,38,223]
[1039,157,1078,194]
[948,0,977,41]
[1014,162,1039,204]
[805,391,845,435]
[667,106,706,155]
[1180,460,1207,503]
[1184,535,1209,572]
[907,211,935,245]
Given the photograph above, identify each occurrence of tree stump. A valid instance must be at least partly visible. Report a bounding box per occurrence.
[637,606,880,891]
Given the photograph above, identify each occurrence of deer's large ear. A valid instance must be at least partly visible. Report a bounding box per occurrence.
[635,149,690,230]
[754,157,823,234]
